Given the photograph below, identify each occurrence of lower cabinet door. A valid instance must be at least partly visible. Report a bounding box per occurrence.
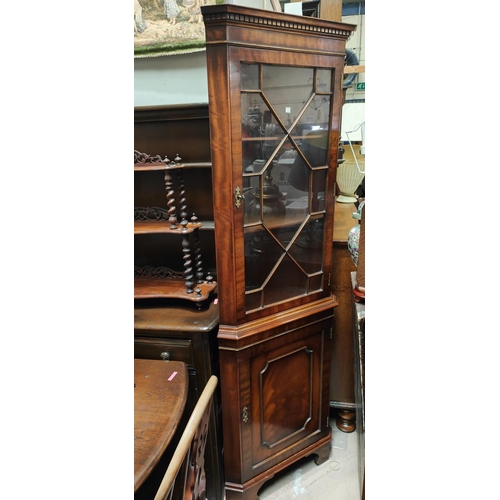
[241,320,331,481]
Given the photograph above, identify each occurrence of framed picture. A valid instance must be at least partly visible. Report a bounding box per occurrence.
[134,0,223,58]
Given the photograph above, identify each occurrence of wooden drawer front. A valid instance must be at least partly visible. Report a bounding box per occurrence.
[134,337,194,367]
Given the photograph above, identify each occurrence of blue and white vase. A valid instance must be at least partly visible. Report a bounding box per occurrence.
[347,201,365,266]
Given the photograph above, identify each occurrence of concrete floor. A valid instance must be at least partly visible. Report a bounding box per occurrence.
[257,423,362,500]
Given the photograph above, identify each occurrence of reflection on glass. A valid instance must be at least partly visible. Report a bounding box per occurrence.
[245,164,287,225]
[241,93,268,173]
[310,171,327,212]
[262,65,314,131]
[244,175,262,225]
[240,63,333,313]
[268,218,305,249]
[245,289,262,311]
[244,228,285,290]
[263,254,308,307]
[241,63,259,90]
[262,122,286,161]
[316,69,332,92]
[288,215,325,274]
[309,274,323,293]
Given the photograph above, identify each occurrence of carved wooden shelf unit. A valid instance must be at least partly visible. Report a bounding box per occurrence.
[134,150,217,306]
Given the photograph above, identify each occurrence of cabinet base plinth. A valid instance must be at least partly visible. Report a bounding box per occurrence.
[224,432,332,500]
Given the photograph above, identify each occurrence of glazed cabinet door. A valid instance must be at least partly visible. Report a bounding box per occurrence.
[213,50,345,326]
[202,4,354,326]
[240,62,335,317]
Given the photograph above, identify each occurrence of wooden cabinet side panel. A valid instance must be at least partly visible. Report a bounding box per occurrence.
[330,243,356,405]
[205,44,244,325]
[218,348,244,482]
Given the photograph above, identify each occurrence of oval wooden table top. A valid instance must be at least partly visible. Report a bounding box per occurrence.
[134,359,189,492]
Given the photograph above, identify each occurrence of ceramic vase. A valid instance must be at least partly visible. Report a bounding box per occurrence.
[348,223,360,266]
[336,160,364,203]
[347,201,364,266]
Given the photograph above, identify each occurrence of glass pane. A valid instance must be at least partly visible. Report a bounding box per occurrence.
[316,69,332,92]
[241,63,260,90]
[288,215,325,274]
[268,221,302,251]
[273,142,307,207]
[241,64,333,314]
[288,137,328,212]
[246,289,262,311]
[300,96,331,134]
[262,65,314,131]
[244,173,262,225]
[311,169,327,212]
[309,274,323,293]
[263,254,308,307]
[241,92,267,172]
[260,162,287,227]
[244,227,285,291]
[262,121,287,161]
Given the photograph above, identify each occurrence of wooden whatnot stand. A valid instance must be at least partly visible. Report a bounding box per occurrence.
[134,152,217,307]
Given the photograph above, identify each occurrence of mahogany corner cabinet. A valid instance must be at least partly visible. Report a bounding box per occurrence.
[201,4,356,499]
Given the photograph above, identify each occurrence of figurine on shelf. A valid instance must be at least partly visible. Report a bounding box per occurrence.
[246,166,287,222]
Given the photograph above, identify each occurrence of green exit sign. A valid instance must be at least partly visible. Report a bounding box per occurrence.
[356,82,365,91]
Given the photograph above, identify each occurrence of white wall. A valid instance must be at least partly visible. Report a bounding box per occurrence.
[134,51,209,106]
[343,13,365,102]
[341,13,365,142]
[134,4,365,113]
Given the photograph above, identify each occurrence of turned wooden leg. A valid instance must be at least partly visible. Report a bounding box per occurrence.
[336,409,356,433]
